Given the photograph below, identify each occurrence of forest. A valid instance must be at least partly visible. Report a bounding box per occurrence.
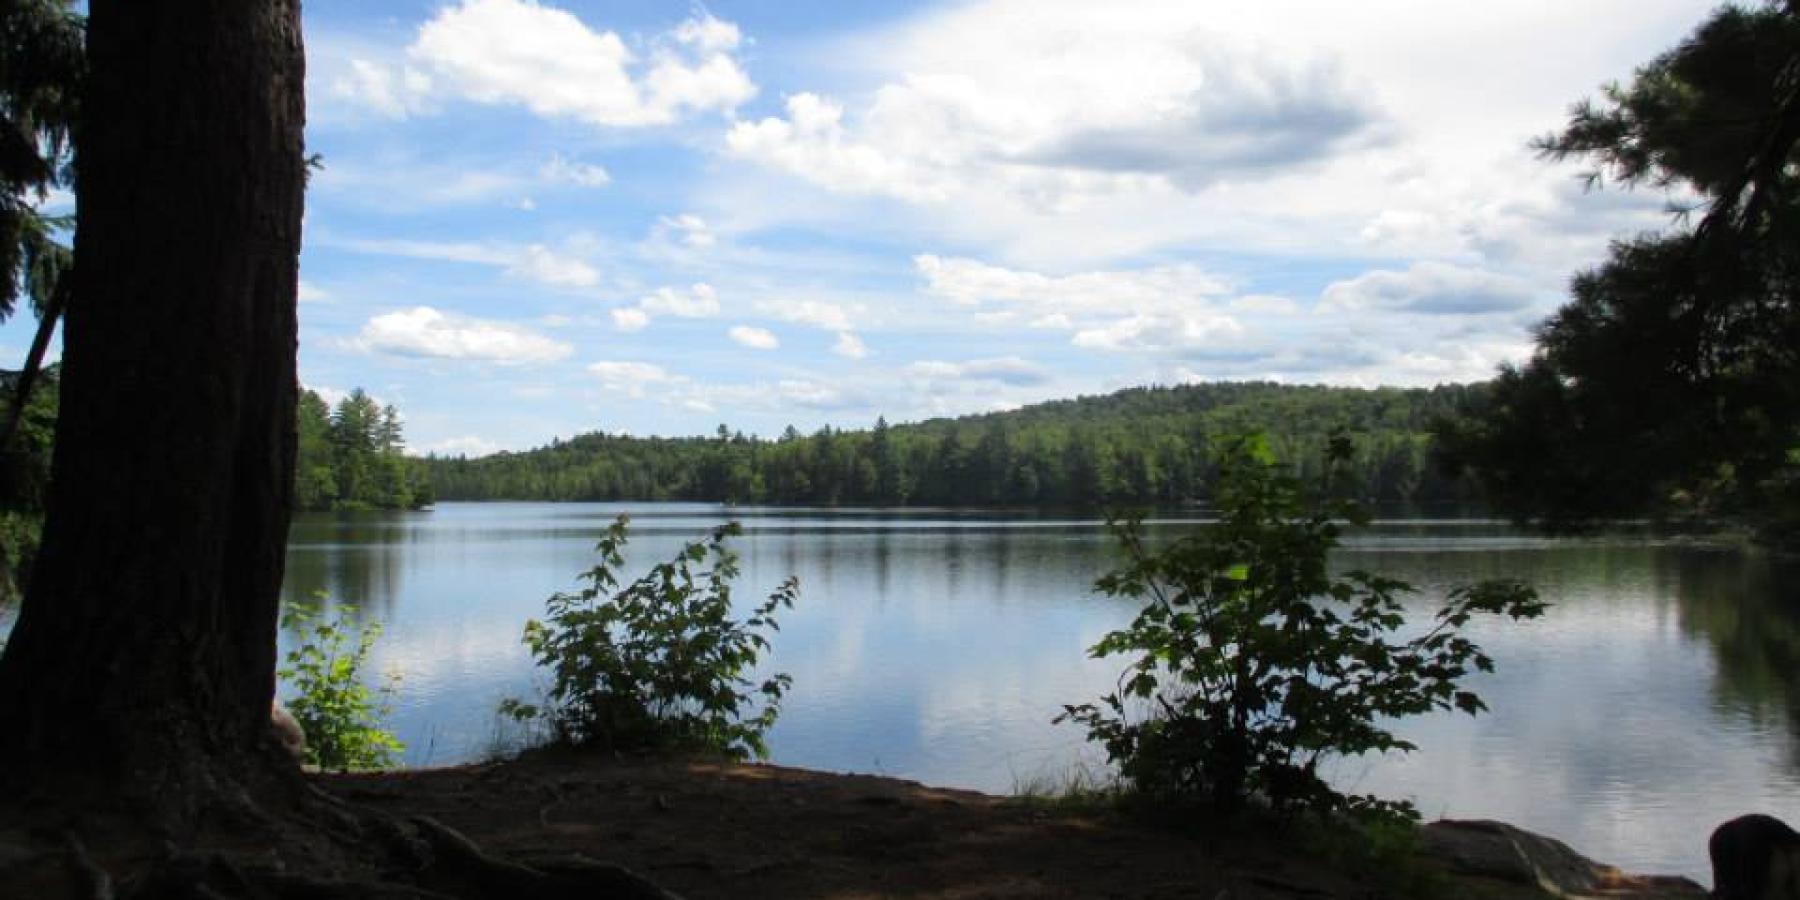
[294,387,432,512]
[0,379,427,598]
[425,380,1488,508]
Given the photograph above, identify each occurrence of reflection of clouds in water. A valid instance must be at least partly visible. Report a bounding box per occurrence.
[1333,548,1797,881]
[280,507,1798,883]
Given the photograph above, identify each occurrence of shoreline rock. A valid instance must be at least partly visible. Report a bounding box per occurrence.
[1421,819,1707,898]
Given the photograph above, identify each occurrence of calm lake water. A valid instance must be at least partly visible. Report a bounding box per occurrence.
[282,503,1799,880]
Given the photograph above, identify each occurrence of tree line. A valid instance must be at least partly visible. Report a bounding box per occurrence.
[296,387,432,512]
[425,381,1488,508]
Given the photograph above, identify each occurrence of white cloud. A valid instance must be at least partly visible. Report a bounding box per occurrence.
[728,93,954,204]
[753,297,855,331]
[509,244,600,287]
[583,360,865,414]
[611,307,650,332]
[832,331,868,359]
[334,237,598,289]
[332,58,433,118]
[673,14,742,53]
[773,379,845,409]
[424,435,504,457]
[913,254,1249,353]
[588,360,682,397]
[916,254,1231,312]
[305,385,352,408]
[715,0,1713,272]
[638,283,720,318]
[1071,311,1245,353]
[727,4,1381,208]
[298,280,329,303]
[361,2,755,128]
[653,213,715,249]
[355,306,572,364]
[728,325,779,350]
[1231,294,1301,314]
[540,153,611,187]
[1320,262,1539,315]
[906,356,1048,386]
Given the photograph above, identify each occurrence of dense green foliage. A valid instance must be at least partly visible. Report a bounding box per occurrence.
[1439,3,1800,545]
[504,517,795,760]
[294,388,432,512]
[1059,436,1544,820]
[278,597,404,772]
[1,382,426,599]
[429,381,1485,508]
[0,0,80,324]
[0,366,54,600]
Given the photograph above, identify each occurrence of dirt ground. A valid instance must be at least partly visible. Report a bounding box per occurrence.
[320,749,1691,900]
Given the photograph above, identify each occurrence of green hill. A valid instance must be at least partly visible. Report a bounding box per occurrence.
[423,380,1488,508]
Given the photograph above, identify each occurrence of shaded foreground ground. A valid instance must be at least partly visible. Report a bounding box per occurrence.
[323,749,1709,899]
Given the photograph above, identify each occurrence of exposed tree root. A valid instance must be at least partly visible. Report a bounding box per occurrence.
[0,791,682,899]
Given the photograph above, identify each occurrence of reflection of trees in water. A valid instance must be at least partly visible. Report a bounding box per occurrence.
[1667,551,1800,765]
[281,514,406,627]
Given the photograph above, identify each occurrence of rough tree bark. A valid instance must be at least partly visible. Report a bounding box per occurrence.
[0,0,306,814]
[0,6,675,896]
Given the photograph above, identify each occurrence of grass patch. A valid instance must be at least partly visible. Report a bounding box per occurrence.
[1008,762,1123,814]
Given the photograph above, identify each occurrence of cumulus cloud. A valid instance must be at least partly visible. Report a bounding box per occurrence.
[423,435,504,457]
[1320,262,1539,315]
[611,307,650,332]
[916,254,1230,312]
[588,360,682,397]
[298,280,329,303]
[332,58,433,118]
[832,331,868,359]
[914,254,1252,354]
[540,153,611,187]
[638,283,720,318]
[336,237,600,290]
[585,360,859,413]
[753,297,855,332]
[707,0,1714,273]
[355,306,573,364]
[653,213,715,248]
[728,325,779,350]
[727,2,1380,207]
[906,356,1048,387]
[384,3,754,127]
[1071,312,1246,353]
[509,244,600,287]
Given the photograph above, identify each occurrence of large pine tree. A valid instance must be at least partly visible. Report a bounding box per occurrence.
[0,0,307,813]
[0,5,667,894]
[1439,2,1800,545]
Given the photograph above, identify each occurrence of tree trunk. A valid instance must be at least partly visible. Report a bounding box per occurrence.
[0,0,306,820]
[0,7,676,895]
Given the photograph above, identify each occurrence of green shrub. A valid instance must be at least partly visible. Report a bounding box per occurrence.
[278,597,404,771]
[0,509,39,605]
[504,516,796,760]
[1059,435,1545,821]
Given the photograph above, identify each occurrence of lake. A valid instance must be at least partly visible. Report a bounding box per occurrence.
[285,503,1800,880]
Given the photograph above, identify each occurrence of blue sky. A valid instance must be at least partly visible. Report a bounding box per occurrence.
[4,0,1723,455]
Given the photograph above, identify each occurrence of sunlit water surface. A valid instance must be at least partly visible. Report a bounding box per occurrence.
[51,502,1790,883]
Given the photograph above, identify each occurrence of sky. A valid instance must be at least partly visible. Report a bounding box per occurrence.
[3,0,1726,455]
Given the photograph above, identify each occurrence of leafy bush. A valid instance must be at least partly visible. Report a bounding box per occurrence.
[505,516,796,760]
[1059,435,1545,821]
[278,597,404,771]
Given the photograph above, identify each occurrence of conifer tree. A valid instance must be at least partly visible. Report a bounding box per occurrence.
[1439,2,1800,545]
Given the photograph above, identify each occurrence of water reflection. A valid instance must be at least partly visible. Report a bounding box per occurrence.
[274,504,1794,882]
[1669,552,1800,761]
